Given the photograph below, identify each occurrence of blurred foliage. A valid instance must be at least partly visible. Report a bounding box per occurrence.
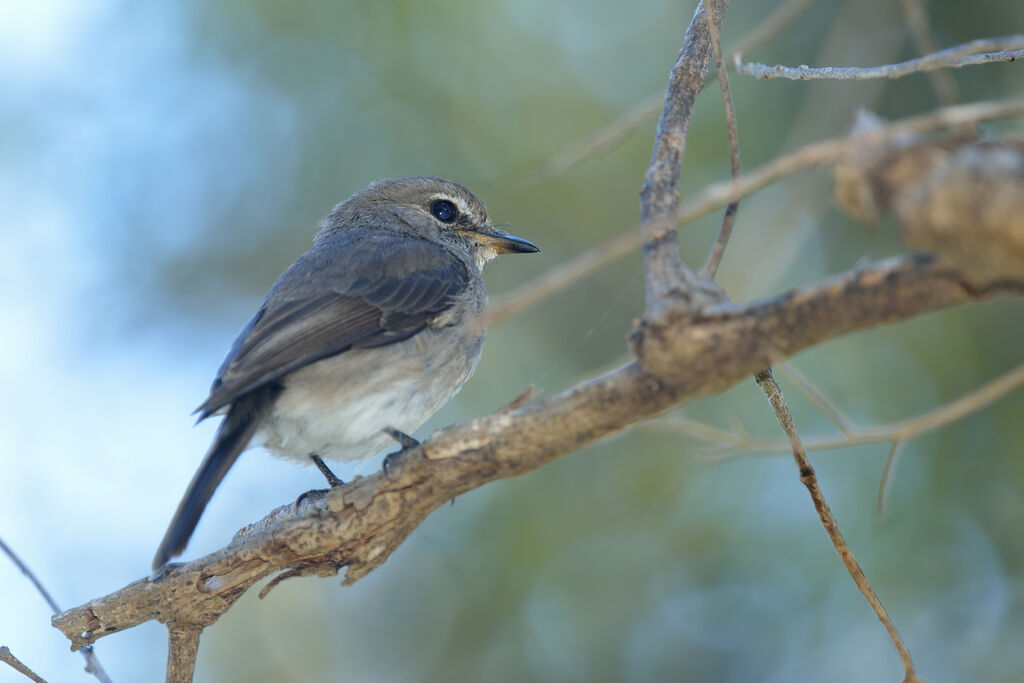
[2,0,1024,681]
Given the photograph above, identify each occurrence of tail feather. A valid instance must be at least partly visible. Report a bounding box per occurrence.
[152,384,281,570]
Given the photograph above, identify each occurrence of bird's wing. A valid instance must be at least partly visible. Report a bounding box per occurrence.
[194,231,470,419]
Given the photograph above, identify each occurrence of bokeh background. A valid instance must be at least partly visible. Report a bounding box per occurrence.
[2,0,1023,681]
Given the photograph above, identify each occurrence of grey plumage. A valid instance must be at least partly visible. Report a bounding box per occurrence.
[153,177,537,570]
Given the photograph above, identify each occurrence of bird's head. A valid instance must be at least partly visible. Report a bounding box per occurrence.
[317,176,539,270]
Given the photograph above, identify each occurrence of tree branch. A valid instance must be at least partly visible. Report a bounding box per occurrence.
[699,0,742,280]
[166,627,200,683]
[0,537,113,683]
[519,0,817,187]
[53,254,1023,652]
[489,98,1024,326]
[725,0,818,63]
[899,0,961,106]
[753,371,924,683]
[640,0,728,313]
[0,647,48,683]
[654,361,1024,460]
[736,35,1024,81]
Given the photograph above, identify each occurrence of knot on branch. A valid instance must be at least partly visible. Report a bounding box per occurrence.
[629,277,732,387]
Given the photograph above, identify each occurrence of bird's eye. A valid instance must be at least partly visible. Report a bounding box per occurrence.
[430,199,459,223]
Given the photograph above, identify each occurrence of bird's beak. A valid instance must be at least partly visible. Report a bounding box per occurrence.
[465,229,540,255]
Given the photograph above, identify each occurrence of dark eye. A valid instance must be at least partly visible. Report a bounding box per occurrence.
[430,199,458,223]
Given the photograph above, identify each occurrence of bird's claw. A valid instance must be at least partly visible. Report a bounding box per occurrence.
[295,488,330,507]
[381,427,420,478]
[383,427,420,449]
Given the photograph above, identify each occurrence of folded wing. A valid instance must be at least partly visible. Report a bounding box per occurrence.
[195,231,469,419]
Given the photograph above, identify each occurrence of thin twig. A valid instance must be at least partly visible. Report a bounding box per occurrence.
[519,0,818,185]
[0,537,114,683]
[700,0,742,280]
[489,98,1024,326]
[655,360,1024,519]
[676,98,1024,225]
[899,0,961,106]
[487,228,639,324]
[774,362,856,436]
[655,361,1024,458]
[877,440,906,517]
[754,370,924,683]
[736,35,1024,81]
[726,0,818,63]
[516,93,664,187]
[664,414,740,443]
[0,647,48,683]
[0,537,61,614]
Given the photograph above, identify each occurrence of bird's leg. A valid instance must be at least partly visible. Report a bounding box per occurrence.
[310,454,344,487]
[296,455,345,507]
[381,427,420,477]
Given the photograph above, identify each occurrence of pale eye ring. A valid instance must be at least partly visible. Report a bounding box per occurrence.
[430,199,458,223]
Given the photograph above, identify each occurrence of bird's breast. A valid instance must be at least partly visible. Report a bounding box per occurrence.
[254,320,485,464]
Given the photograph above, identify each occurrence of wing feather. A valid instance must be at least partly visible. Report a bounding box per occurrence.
[195,231,470,418]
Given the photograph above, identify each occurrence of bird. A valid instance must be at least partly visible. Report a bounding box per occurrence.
[152,176,539,570]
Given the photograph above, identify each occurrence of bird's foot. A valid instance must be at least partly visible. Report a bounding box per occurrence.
[296,488,328,507]
[382,427,420,477]
[383,427,420,449]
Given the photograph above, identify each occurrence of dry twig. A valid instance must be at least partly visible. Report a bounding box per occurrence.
[736,35,1024,81]
[490,98,1024,326]
[0,537,113,683]
[519,0,818,185]
[699,0,742,280]
[775,362,856,436]
[754,370,925,683]
[0,647,48,683]
[899,0,961,105]
[725,0,818,63]
[486,228,639,325]
[658,362,1024,457]
[708,3,921,673]
[653,361,1024,513]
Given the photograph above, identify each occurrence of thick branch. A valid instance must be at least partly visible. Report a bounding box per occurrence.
[53,254,1022,651]
[640,0,729,313]
[166,627,200,683]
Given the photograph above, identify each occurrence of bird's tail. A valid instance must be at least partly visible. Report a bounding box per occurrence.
[152,385,281,571]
